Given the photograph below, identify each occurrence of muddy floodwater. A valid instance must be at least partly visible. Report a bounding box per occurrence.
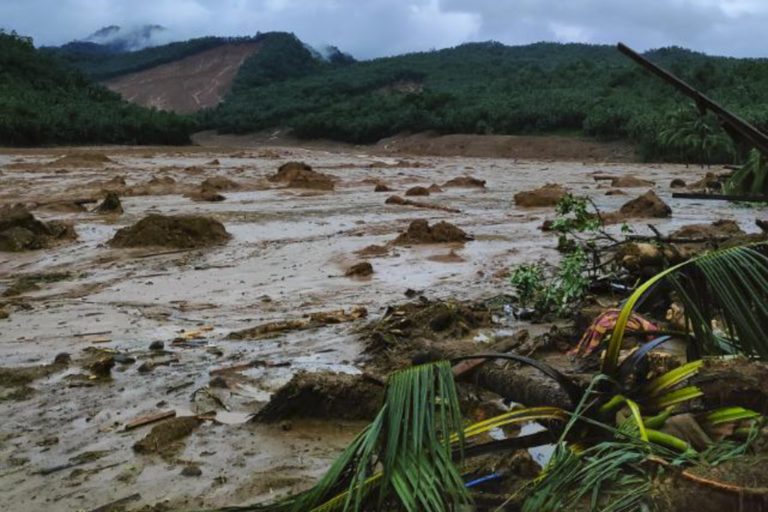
[0,143,765,511]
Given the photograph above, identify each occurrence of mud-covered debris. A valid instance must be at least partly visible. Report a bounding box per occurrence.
[405,186,430,196]
[670,178,687,188]
[88,356,115,378]
[364,299,493,369]
[255,371,384,422]
[187,188,226,202]
[356,244,389,257]
[374,183,392,192]
[269,161,313,181]
[0,205,77,252]
[227,306,368,340]
[148,175,175,186]
[393,219,471,245]
[181,465,202,477]
[514,183,567,207]
[688,171,721,191]
[443,176,486,188]
[610,175,655,188]
[93,192,123,214]
[616,242,695,273]
[2,272,72,297]
[670,219,745,239]
[0,307,8,320]
[384,195,460,213]
[132,416,201,459]
[125,410,177,430]
[109,214,231,249]
[346,261,374,277]
[46,152,113,168]
[0,356,69,401]
[207,159,220,166]
[200,176,240,191]
[604,189,627,196]
[427,183,443,193]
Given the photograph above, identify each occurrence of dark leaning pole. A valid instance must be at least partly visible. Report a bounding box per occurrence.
[618,42,768,201]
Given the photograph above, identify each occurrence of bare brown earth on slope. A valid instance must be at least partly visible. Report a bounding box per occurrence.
[104,43,261,114]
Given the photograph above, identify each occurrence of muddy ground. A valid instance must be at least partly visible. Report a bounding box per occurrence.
[0,140,765,511]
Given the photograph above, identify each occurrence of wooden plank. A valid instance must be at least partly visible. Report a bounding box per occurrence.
[124,410,176,430]
[672,192,768,203]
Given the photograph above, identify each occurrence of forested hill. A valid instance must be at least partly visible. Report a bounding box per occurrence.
[0,31,194,145]
[204,41,768,161]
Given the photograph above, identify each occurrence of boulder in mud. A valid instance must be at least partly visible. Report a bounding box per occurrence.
[670,219,744,239]
[610,175,655,188]
[514,183,567,207]
[109,214,231,249]
[0,206,76,252]
[670,178,687,188]
[374,183,393,192]
[618,190,671,219]
[393,219,471,245]
[427,183,443,193]
[443,176,486,188]
[405,186,430,196]
[346,261,374,277]
[93,192,123,214]
[255,371,384,422]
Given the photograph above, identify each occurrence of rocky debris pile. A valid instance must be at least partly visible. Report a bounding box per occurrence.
[45,152,114,168]
[93,192,123,214]
[443,176,486,188]
[109,214,231,249]
[405,186,430,196]
[385,195,460,213]
[0,206,76,252]
[269,161,335,190]
[255,372,384,421]
[514,183,567,207]
[393,219,471,245]
[610,175,655,188]
[346,261,374,277]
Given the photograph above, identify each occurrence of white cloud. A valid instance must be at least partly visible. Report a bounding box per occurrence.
[1,0,767,58]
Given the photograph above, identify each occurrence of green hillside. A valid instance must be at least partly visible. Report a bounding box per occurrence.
[205,41,768,161]
[0,30,194,146]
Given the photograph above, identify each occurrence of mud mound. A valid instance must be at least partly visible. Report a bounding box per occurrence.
[269,162,335,190]
[46,152,113,168]
[346,261,373,277]
[0,206,76,252]
[255,372,384,422]
[514,183,567,207]
[605,189,627,196]
[688,172,721,191]
[148,175,175,186]
[610,175,655,188]
[109,214,231,249]
[187,189,226,202]
[200,176,240,191]
[269,161,313,182]
[618,190,672,219]
[427,183,443,193]
[374,183,393,192]
[133,416,201,459]
[93,192,123,214]
[393,219,471,245]
[443,176,486,188]
[405,186,430,196]
[671,220,744,239]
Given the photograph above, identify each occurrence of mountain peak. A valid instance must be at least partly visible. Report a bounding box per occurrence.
[83,24,167,52]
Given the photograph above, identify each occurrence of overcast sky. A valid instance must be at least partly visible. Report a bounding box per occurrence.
[2,0,768,59]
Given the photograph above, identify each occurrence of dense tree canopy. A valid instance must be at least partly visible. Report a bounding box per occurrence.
[0,30,195,146]
[204,40,768,162]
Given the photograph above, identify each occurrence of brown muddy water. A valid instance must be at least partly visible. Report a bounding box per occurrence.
[0,144,765,511]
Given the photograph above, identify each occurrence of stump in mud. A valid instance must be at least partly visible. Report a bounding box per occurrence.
[93,192,123,214]
[393,219,471,245]
[109,214,231,249]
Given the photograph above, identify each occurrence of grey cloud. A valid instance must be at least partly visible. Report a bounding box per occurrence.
[1,0,767,58]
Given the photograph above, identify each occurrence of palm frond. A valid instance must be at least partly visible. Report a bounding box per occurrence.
[603,243,768,374]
